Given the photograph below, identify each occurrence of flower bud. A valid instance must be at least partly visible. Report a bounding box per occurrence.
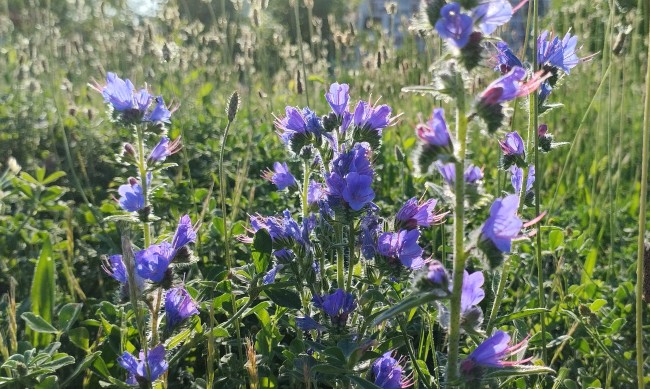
[227,91,240,122]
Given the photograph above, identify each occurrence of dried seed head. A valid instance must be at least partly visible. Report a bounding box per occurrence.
[227,91,240,122]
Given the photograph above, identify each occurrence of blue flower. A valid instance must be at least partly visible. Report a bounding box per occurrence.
[148,136,182,162]
[117,344,168,385]
[135,242,175,283]
[295,316,325,332]
[377,229,425,270]
[144,96,174,123]
[537,30,581,74]
[436,162,483,185]
[96,72,143,112]
[435,3,473,48]
[165,287,199,329]
[460,270,485,314]
[118,178,145,212]
[352,101,392,133]
[395,197,445,230]
[263,162,297,190]
[416,108,452,148]
[460,331,531,378]
[480,195,523,253]
[342,172,375,211]
[102,254,146,292]
[499,131,525,157]
[313,289,357,326]
[472,0,513,35]
[494,41,523,74]
[371,352,410,389]
[427,260,449,287]
[510,165,534,196]
[326,143,375,211]
[262,263,284,285]
[249,210,312,247]
[325,82,350,116]
[171,214,197,251]
[307,181,325,205]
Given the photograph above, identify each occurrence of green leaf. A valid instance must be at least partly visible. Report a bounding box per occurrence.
[371,292,442,326]
[581,248,598,284]
[58,303,83,332]
[483,365,555,379]
[34,375,59,389]
[61,351,101,388]
[252,229,273,273]
[39,355,75,370]
[42,171,66,185]
[548,230,564,251]
[30,237,56,346]
[68,327,90,350]
[21,312,58,334]
[493,308,549,326]
[264,288,302,309]
[589,299,607,312]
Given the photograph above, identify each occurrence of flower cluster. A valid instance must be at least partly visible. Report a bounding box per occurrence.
[460,331,531,380]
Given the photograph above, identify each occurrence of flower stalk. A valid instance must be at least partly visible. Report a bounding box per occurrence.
[445,103,468,384]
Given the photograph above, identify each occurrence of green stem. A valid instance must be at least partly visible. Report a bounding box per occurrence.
[530,0,547,365]
[445,105,468,385]
[346,220,355,292]
[336,222,345,289]
[135,125,151,248]
[301,160,310,218]
[486,259,510,333]
[635,8,650,388]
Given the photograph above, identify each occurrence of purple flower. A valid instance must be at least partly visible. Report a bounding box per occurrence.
[94,72,142,112]
[307,181,325,205]
[165,287,199,329]
[144,96,174,123]
[537,30,581,74]
[352,101,392,132]
[263,264,284,285]
[395,197,445,230]
[539,81,552,103]
[494,41,523,74]
[427,260,449,287]
[510,165,534,195]
[499,132,525,156]
[102,254,146,293]
[415,108,452,147]
[460,270,485,313]
[135,242,175,282]
[326,143,375,211]
[263,162,297,190]
[480,195,523,253]
[472,0,513,35]
[275,106,307,143]
[479,67,549,105]
[342,172,375,211]
[435,3,473,48]
[117,344,168,385]
[249,210,311,246]
[371,352,411,389]
[148,136,182,162]
[118,178,145,212]
[296,316,325,332]
[360,212,382,260]
[325,82,350,116]
[313,289,357,326]
[172,214,197,251]
[460,331,531,377]
[377,229,425,270]
[436,162,483,185]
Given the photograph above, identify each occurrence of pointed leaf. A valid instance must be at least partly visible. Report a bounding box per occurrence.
[21,313,58,334]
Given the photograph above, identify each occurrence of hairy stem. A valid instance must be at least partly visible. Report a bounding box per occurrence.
[445,104,468,384]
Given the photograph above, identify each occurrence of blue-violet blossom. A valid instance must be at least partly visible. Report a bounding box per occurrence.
[263,162,298,190]
[117,344,168,385]
[377,229,425,270]
[371,352,411,389]
[165,287,199,329]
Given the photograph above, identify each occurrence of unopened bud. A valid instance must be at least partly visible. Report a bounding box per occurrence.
[227,91,240,122]
[128,177,138,186]
[124,143,136,157]
[296,70,303,95]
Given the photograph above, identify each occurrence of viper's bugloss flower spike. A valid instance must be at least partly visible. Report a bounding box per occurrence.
[377,229,425,270]
[499,131,526,169]
[477,195,523,267]
[263,162,298,190]
[118,178,145,212]
[460,331,532,379]
[312,289,357,326]
[172,214,197,251]
[537,30,581,74]
[148,136,182,162]
[435,3,473,48]
[479,67,548,105]
[325,82,350,116]
[90,72,142,112]
[117,344,169,385]
[371,352,412,389]
[395,197,446,230]
[144,96,174,123]
[165,287,199,330]
[326,143,375,211]
[460,270,485,313]
[227,90,240,121]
